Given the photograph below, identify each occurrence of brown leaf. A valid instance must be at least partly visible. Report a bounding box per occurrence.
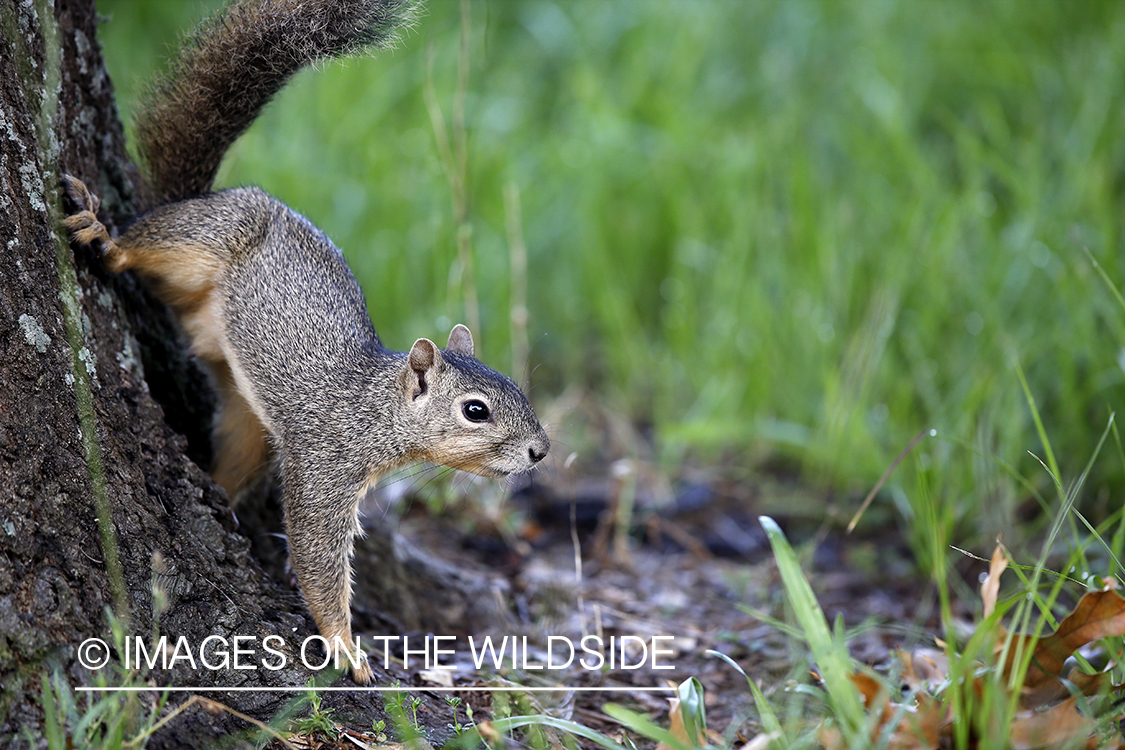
[848,672,888,707]
[981,544,1008,619]
[1100,732,1125,750]
[738,732,781,750]
[1008,696,1097,750]
[821,674,943,750]
[899,647,949,693]
[817,721,845,750]
[476,720,502,745]
[1066,668,1112,697]
[1014,588,1125,691]
[1022,666,1117,707]
[656,696,706,750]
[883,693,944,750]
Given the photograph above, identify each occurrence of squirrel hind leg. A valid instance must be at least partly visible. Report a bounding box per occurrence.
[62,176,228,305]
[210,368,273,502]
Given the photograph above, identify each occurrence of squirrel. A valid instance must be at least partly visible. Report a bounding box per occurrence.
[61,0,549,685]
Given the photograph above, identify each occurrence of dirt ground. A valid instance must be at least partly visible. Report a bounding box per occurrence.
[307,454,960,749]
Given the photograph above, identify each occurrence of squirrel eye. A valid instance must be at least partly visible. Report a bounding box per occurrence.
[462,399,491,423]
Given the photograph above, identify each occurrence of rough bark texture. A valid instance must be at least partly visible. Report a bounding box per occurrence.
[0,1,502,746]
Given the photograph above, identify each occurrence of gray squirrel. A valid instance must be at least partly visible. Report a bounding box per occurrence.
[62,0,549,684]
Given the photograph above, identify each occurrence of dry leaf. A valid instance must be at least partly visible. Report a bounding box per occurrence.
[656,696,706,750]
[877,693,944,750]
[818,569,1125,750]
[1010,588,1125,694]
[739,732,780,750]
[817,721,844,750]
[1099,732,1125,749]
[417,668,454,688]
[899,647,949,693]
[1065,668,1112,696]
[819,675,944,750]
[476,720,502,745]
[1022,665,1117,707]
[981,545,1008,619]
[1009,696,1097,750]
[848,672,888,707]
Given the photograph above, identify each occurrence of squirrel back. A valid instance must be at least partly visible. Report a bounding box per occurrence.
[136,0,417,204]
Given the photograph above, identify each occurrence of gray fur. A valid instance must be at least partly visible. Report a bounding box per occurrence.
[63,0,548,685]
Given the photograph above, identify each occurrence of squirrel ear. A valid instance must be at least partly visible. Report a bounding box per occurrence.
[446,324,474,358]
[407,338,443,400]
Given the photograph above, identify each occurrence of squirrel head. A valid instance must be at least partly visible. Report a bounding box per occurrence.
[397,324,549,477]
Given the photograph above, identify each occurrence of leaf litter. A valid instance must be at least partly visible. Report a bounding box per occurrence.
[817,545,1125,750]
[329,455,1125,750]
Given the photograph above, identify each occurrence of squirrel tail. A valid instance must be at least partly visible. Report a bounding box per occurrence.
[134,0,418,204]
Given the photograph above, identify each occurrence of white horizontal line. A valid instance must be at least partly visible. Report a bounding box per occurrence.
[77,686,675,693]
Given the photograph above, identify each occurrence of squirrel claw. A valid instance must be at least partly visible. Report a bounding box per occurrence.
[60,174,99,214]
[60,174,119,262]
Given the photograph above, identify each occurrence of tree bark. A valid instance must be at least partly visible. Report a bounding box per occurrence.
[1,0,316,743]
[0,1,506,746]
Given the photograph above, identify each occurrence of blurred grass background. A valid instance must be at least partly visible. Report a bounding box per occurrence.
[95,0,1125,560]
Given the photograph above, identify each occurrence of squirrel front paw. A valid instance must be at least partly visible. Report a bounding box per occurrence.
[60,174,121,266]
[317,623,375,685]
[352,657,374,685]
[329,636,374,684]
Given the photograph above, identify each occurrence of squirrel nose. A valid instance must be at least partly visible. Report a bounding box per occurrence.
[528,440,548,464]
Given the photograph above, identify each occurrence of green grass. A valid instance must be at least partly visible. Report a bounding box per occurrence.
[93,0,1125,561]
[461,499,1125,749]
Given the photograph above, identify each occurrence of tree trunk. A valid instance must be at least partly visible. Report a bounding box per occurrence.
[0,1,507,746]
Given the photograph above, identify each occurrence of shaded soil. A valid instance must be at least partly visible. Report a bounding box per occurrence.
[274,458,973,748]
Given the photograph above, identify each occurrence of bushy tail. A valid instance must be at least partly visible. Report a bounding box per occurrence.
[134,0,417,204]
